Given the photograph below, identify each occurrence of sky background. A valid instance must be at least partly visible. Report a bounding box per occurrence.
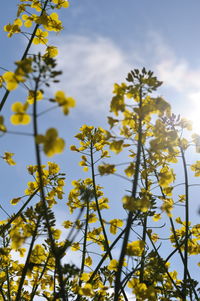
[0,0,200,293]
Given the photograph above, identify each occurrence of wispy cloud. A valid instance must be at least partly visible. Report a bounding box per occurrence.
[49,32,200,130]
[51,35,132,114]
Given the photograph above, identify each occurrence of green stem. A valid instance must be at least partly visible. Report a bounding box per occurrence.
[139,146,149,283]
[90,140,112,260]
[180,146,189,301]
[3,234,11,301]
[76,197,90,301]
[0,0,50,111]
[33,77,67,301]
[30,255,51,301]
[114,87,143,301]
[89,214,140,283]
[0,188,39,236]
[15,216,41,301]
[146,228,184,298]
[155,171,198,300]
[80,199,89,274]
[0,287,6,301]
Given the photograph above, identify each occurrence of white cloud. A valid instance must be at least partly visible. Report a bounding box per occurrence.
[148,33,200,132]
[48,32,200,130]
[51,35,132,114]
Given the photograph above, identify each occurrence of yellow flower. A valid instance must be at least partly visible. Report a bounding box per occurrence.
[62,220,73,229]
[107,259,118,271]
[98,164,116,175]
[44,13,63,32]
[158,166,175,188]
[107,116,119,129]
[4,18,22,37]
[52,228,62,240]
[191,160,200,177]
[192,134,200,153]
[87,213,98,223]
[48,161,60,174]
[79,283,94,297]
[33,28,48,45]
[3,72,20,91]
[85,256,92,267]
[0,116,6,132]
[70,242,80,251]
[31,0,42,11]
[2,152,16,165]
[110,140,124,154]
[10,197,21,205]
[107,258,127,271]
[152,213,161,222]
[18,248,26,257]
[80,273,90,281]
[124,162,135,177]
[10,102,30,125]
[52,0,70,8]
[126,240,145,256]
[54,90,76,115]
[27,90,43,104]
[43,46,58,58]
[2,59,32,91]
[109,219,123,234]
[36,128,65,157]
[161,198,174,217]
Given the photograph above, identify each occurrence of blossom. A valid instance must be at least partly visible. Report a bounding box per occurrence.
[0,116,6,132]
[52,0,69,9]
[36,128,65,157]
[33,28,48,45]
[10,102,30,125]
[2,152,16,165]
[54,90,75,115]
[4,18,22,37]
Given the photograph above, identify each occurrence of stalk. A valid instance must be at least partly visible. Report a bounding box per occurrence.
[114,87,143,301]
[180,146,189,300]
[15,216,41,300]
[76,197,89,301]
[3,234,11,301]
[33,75,67,301]
[90,140,112,260]
[0,0,50,111]
[139,145,149,283]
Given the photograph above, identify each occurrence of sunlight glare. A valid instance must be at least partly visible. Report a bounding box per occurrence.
[187,92,200,134]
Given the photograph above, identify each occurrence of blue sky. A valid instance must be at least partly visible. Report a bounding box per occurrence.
[0,0,200,290]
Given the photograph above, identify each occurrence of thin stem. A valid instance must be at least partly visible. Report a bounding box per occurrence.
[37,104,60,117]
[0,189,39,237]
[32,75,67,301]
[90,140,112,260]
[15,216,41,301]
[0,0,50,111]
[89,213,139,283]
[114,87,143,301]
[139,146,148,283]
[0,287,6,301]
[30,254,51,300]
[146,228,184,298]
[76,198,89,301]
[180,146,189,301]
[4,130,33,136]
[155,172,198,300]
[3,234,11,301]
